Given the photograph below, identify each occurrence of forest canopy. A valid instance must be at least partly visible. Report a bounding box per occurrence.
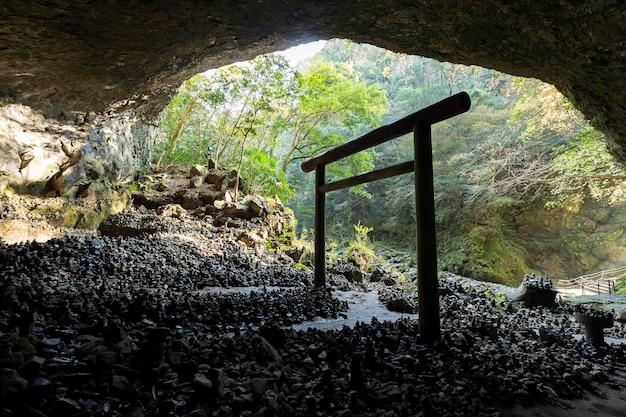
[154,39,626,284]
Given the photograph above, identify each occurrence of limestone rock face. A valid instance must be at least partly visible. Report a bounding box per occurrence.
[0,104,154,195]
[0,0,625,171]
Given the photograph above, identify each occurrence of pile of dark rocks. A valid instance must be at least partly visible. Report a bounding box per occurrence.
[1,175,625,416]
[0,277,625,417]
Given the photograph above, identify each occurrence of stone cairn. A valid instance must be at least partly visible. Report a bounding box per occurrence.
[574,305,615,345]
[508,274,557,308]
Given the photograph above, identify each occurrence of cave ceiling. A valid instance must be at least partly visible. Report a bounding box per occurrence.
[1,1,625,160]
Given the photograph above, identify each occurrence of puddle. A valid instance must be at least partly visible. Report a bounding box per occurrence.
[195,287,417,331]
[292,290,418,331]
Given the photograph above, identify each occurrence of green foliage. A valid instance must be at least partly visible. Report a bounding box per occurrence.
[123,183,140,193]
[156,49,388,205]
[280,59,388,175]
[155,54,299,195]
[344,222,377,272]
[265,207,299,254]
[152,38,626,285]
[294,262,312,272]
[464,225,530,285]
[155,73,221,168]
[320,40,626,283]
[547,127,626,208]
[244,149,294,202]
[615,274,626,295]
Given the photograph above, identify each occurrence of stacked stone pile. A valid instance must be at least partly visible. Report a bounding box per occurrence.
[1,172,626,416]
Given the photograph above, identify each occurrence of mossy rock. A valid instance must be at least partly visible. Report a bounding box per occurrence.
[591,241,626,260]
[601,227,624,243]
[60,205,110,229]
[30,184,129,230]
[465,226,530,285]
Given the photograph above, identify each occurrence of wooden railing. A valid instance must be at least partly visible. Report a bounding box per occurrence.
[558,265,626,295]
[301,92,471,343]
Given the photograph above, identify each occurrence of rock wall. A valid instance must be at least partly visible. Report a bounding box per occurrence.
[0,102,154,195]
[516,201,626,279]
[446,199,626,283]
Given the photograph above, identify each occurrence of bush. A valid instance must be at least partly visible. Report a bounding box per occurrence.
[344,222,377,273]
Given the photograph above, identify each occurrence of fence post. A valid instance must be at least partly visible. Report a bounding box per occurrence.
[413,123,440,343]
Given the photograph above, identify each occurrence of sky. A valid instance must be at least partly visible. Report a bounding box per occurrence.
[203,40,327,77]
[276,40,328,66]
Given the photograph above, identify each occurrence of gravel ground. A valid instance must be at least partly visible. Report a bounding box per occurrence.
[1,193,626,417]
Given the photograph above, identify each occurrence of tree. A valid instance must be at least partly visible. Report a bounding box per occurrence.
[155,75,218,169]
[154,74,222,168]
[212,54,300,200]
[157,47,389,203]
[548,127,626,208]
[155,54,299,201]
[280,60,388,174]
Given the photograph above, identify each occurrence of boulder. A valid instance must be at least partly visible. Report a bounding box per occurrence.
[223,202,252,219]
[286,246,313,264]
[330,263,364,283]
[0,368,28,399]
[0,104,151,196]
[190,164,208,178]
[248,196,268,216]
[157,204,187,219]
[215,171,237,192]
[238,232,264,247]
[369,267,400,286]
[189,176,204,188]
[387,297,417,314]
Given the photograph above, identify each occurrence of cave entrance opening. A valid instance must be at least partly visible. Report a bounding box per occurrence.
[301,92,471,343]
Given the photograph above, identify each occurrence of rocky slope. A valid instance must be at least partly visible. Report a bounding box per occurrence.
[1,169,626,417]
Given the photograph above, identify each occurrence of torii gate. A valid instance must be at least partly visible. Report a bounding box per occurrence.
[301,92,471,343]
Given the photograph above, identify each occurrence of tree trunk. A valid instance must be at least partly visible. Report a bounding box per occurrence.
[155,81,213,169]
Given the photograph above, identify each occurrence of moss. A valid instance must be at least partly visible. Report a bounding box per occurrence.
[294,262,312,271]
[124,183,141,193]
[265,206,299,253]
[2,186,16,197]
[465,226,530,286]
[30,194,122,230]
[60,208,83,228]
[432,195,626,285]
[77,205,111,229]
[58,204,110,229]
[343,223,378,273]
[601,227,624,242]
[31,201,66,216]
[272,216,297,247]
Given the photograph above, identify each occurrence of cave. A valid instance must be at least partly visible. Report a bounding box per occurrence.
[1,0,626,195]
[1,2,626,416]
